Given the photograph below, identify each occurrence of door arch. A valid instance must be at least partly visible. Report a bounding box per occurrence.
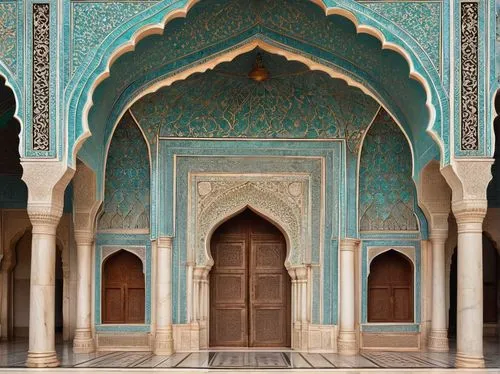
[209,208,291,347]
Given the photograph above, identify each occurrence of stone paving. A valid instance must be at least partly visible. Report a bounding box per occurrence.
[0,339,499,372]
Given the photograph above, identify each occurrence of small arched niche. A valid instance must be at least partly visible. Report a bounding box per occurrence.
[102,249,145,324]
[368,249,414,323]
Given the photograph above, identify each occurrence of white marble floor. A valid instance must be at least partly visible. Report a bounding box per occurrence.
[0,339,500,372]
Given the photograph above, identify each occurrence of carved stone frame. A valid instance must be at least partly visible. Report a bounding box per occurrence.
[189,173,311,270]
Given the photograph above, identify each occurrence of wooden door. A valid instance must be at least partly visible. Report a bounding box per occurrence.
[103,250,145,324]
[210,209,290,347]
[368,250,413,322]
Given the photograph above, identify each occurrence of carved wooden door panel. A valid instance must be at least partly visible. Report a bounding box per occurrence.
[249,237,290,347]
[103,250,145,324]
[368,250,413,322]
[210,237,248,347]
[210,209,290,347]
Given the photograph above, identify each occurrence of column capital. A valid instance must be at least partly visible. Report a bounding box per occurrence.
[193,266,206,280]
[74,230,95,246]
[157,236,174,249]
[340,238,360,251]
[294,266,308,281]
[429,228,449,242]
[452,199,488,223]
[27,209,62,229]
[21,162,75,223]
[441,160,493,203]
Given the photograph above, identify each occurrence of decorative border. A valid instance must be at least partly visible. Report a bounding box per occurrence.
[32,3,50,152]
[460,2,479,151]
[25,0,57,158]
[361,324,420,333]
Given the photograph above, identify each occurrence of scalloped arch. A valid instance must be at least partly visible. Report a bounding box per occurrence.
[66,0,449,170]
[0,62,23,156]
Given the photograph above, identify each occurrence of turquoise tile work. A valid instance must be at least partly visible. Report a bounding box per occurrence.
[131,51,379,152]
[73,0,442,176]
[0,2,17,76]
[359,109,418,232]
[98,112,150,230]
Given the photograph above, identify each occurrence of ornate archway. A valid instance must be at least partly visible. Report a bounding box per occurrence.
[68,0,448,176]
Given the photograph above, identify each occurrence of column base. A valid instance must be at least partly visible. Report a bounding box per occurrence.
[338,331,357,355]
[427,329,449,352]
[455,352,485,368]
[154,326,174,355]
[26,351,60,368]
[73,329,95,353]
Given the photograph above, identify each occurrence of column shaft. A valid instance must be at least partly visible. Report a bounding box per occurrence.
[428,235,449,351]
[155,237,174,355]
[338,239,358,355]
[26,219,60,367]
[73,233,95,353]
[455,212,484,367]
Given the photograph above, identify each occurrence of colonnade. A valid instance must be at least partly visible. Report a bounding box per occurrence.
[17,159,494,368]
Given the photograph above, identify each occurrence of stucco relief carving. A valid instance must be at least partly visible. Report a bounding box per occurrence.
[191,175,309,267]
[460,2,479,151]
[32,3,50,152]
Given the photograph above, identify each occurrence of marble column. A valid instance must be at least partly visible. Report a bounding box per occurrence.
[26,212,61,367]
[295,266,308,350]
[22,162,74,368]
[428,231,449,352]
[453,202,486,368]
[154,236,174,355]
[73,231,95,353]
[338,238,359,355]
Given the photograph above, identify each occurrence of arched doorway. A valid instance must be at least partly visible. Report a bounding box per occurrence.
[102,250,145,324]
[368,250,414,322]
[209,209,291,347]
[449,234,499,337]
[9,231,64,339]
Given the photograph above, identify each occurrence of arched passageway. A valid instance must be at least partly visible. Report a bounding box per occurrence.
[209,209,291,347]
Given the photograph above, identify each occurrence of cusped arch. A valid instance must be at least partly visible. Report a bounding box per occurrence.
[102,40,421,172]
[67,0,448,169]
[197,182,305,269]
[0,66,23,157]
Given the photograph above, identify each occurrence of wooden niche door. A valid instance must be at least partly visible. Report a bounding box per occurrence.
[209,209,290,347]
[103,250,145,324]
